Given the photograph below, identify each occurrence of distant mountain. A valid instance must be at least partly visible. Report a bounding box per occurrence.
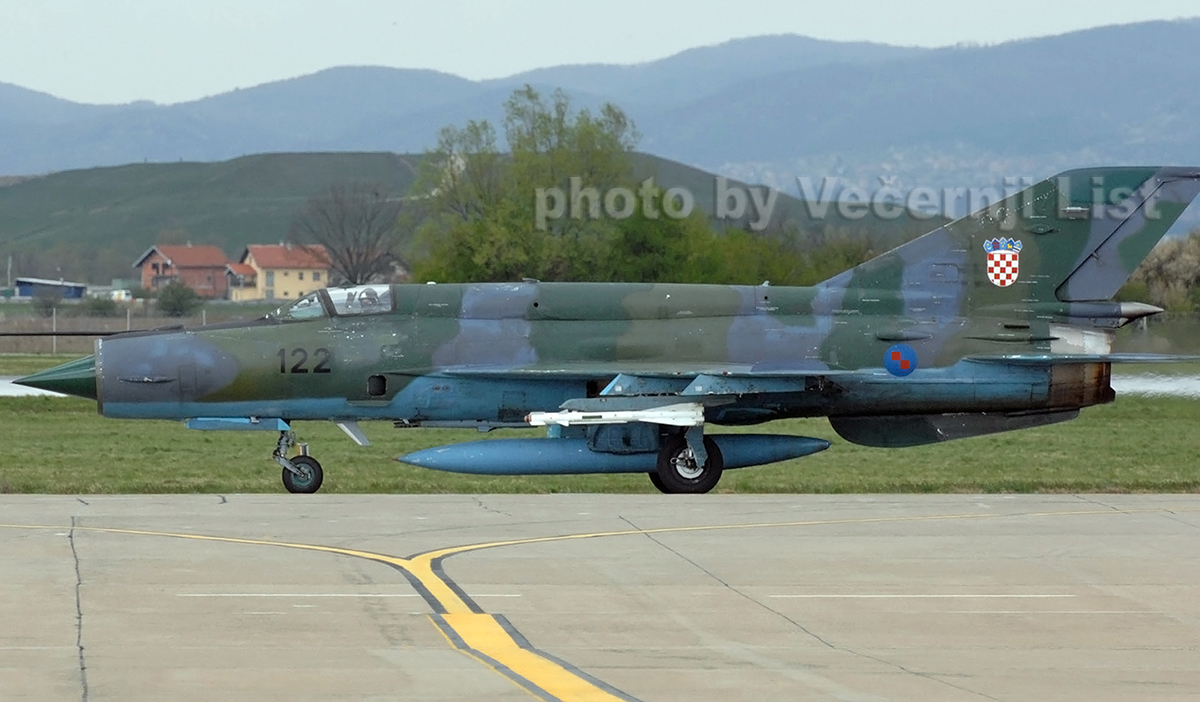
[644,20,1200,191]
[490,34,927,108]
[0,33,926,174]
[1,20,1199,198]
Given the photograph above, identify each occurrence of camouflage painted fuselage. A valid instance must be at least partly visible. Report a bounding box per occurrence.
[90,280,1103,425]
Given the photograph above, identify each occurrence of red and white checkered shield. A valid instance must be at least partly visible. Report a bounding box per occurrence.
[983,238,1022,288]
[986,249,1020,287]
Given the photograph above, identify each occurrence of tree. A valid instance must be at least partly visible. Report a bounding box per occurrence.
[156,280,201,317]
[1126,229,1200,312]
[289,183,404,285]
[418,120,506,224]
[501,85,640,223]
[411,86,641,282]
[409,86,879,286]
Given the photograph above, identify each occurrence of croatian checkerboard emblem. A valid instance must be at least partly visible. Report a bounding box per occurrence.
[984,237,1022,287]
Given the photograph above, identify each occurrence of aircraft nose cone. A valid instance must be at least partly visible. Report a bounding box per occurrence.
[15,355,97,400]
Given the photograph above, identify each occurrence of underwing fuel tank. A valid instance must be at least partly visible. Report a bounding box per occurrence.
[397,434,831,475]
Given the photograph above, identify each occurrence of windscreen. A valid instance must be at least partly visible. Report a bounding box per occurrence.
[275,291,326,320]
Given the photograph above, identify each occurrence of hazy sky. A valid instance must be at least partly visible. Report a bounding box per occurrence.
[3,0,1198,105]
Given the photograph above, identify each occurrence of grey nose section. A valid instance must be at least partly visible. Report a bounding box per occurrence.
[99,333,240,404]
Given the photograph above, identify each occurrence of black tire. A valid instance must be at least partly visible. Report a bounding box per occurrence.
[282,455,324,494]
[648,472,669,493]
[655,435,723,494]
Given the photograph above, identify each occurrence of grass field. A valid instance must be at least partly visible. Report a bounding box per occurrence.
[0,354,80,376]
[3,353,1198,494]
[1,391,1196,495]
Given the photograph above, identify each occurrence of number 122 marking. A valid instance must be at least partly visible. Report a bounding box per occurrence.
[276,347,332,374]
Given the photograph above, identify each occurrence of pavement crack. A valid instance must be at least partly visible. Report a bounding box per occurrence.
[1073,495,1200,531]
[1070,495,1123,511]
[847,650,1004,702]
[217,495,228,505]
[618,515,1004,702]
[75,498,89,506]
[68,516,89,702]
[471,496,511,517]
[1158,512,1200,531]
[618,515,836,649]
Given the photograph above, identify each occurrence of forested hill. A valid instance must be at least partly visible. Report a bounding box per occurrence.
[0,153,420,285]
[0,151,928,285]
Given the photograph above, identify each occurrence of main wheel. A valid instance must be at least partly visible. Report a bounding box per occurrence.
[648,472,668,493]
[655,436,723,494]
[282,455,324,494]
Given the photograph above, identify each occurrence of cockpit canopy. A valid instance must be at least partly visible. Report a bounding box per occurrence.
[273,285,394,320]
[327,285,393,316]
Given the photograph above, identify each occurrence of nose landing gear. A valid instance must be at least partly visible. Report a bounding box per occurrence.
[273,430,324,493]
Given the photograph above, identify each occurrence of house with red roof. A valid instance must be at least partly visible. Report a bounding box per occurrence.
[228,243,331,302]
[133,244,230,299]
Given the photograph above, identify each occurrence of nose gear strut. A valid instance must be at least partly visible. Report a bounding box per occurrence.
[273,430,324,493]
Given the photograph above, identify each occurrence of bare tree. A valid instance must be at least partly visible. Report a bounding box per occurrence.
[289,183,404,285]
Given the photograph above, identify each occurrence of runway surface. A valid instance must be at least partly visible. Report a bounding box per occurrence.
[1,494,1197,701]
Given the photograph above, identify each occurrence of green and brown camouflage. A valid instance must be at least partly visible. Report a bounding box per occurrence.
[18,166,1200,492]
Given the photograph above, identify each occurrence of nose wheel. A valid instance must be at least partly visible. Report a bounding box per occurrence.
[281,455,324,494]
[273,430,325,494]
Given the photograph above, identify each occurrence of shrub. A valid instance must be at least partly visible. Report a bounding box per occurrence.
[156,281,202,317]
[80,296,121,317]
[31,291,62,318]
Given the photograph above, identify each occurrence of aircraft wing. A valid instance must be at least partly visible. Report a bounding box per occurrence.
[402,364,859,414]
[410,362,854,379]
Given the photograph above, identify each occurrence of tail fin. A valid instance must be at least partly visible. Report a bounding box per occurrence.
[820,167,1200,306]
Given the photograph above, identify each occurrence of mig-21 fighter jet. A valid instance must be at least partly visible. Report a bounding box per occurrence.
[19,167,1200,493]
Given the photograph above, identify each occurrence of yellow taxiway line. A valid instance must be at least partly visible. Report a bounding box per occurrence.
[3,505,1194,702]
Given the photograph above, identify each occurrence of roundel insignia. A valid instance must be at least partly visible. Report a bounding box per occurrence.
[884,344,918,377]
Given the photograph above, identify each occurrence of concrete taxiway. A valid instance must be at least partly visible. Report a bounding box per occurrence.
[1,494,1197,702]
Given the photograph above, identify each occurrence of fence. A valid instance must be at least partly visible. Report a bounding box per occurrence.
[0,305,268,355]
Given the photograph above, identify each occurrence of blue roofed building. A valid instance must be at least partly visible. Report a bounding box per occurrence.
[15,277,88,299]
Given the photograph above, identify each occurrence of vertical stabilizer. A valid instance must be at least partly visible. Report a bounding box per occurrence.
[820,167,1200,306]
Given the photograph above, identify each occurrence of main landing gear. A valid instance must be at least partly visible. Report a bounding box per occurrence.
[273,430,324,494]
[651,431,723,494]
